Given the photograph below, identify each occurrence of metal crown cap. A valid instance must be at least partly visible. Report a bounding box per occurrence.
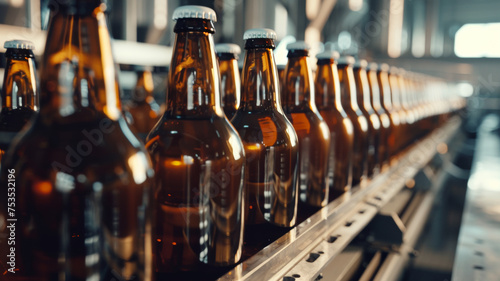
[367,62,379,71]
[172,5,217,22]
[379,63,390,72]
[316,50,340,60]
[4,40,35,50]
[243,28,277,40]
[389,66,400,74]
[353,59,368,69]
[215,43,241,55]
[286,41,311,51]
[336,56,356,65]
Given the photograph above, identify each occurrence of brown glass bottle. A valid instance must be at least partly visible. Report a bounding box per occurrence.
[124,68,161,141]
[388,67,407,155]
[0,40,38,165]
[314,51,353,200]
[145,6,245,277]
[337,57,369,187]
[367,63,391,170]
[397,69,416,149]
[377,64,400,161]
[0,2,154,281]
[215,43,241,120]
[231,29,299,231]
[353,60,381,177]
[281,42,330,210]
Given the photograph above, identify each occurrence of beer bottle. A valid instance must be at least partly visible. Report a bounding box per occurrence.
[0,40,38,164]
[231,28,299,236]
[337,56,369,187]
[124,67,161,141]
[281,41,330,211]
[145,5,246,277]
[353,59,381,177]
[377,63,399,162]
[0,1,154,280]
[215,43,241,120]
[314,50,353,200]
[388,66,407,155]
[397,69,416,149]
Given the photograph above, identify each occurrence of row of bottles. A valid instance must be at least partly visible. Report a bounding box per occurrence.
[0,2,465,281]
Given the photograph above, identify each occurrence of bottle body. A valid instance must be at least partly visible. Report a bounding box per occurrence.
[146,17,245,275]
[315,59,353,200]
[0,47,38,163]
[232,40,299,229]
[282,52,330,208]
[377,67,400,161]
[0,7,153,281]
[338,63,369,187]
[367,67,391,170]
[353,66,381,177]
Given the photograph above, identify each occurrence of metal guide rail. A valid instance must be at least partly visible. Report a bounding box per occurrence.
[452,115,500,281]
[219,117,462,281]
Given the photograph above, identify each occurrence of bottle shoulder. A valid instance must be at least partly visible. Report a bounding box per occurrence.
[230,110,298,149]
[3,117,153,180]
[146,115,245,160]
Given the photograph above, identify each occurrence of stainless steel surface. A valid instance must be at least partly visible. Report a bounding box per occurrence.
[452,115,500,281]
[219,117,461,281]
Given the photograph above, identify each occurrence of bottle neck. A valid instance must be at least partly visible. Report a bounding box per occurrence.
[240,47,282,112]
[167,27,223,118]
[1,49,38,111]
[282,55,315,111]
[367,69,382,110]
[218,57,240,111]
[353,67,373,112]
[338,64,360,111]
[133,71,154,103]
[39,8,122,123]
[315,60,343,110]
[377,71,393,111]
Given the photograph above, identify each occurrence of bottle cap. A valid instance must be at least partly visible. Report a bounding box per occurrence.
[243,28,277,40]
[353,59,368,69]
[316,50,340,60]
[336,56,355,66]
[172,5,217,22]
[367,62,378,71]
[4,40,35,50]
[379,63,390,72]
[389,66,399,74]
[286,41,311,51]
[215,43,241,55]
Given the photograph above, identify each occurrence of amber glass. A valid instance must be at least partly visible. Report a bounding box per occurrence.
[0,47,38,164]
[353,64,381,177]
[0,4,154,281]
[282,50,330,209]
[145,18,245,276]
[217,53,241,119]
[277,64,286,92]
[397,71,416,148]
[124,70,161,140]
[377,66,400,160]
[337,63,369,187]
[231,38,299,229]
[388,69,407,154]
[315,58,353,200]
[367,66,391,170]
